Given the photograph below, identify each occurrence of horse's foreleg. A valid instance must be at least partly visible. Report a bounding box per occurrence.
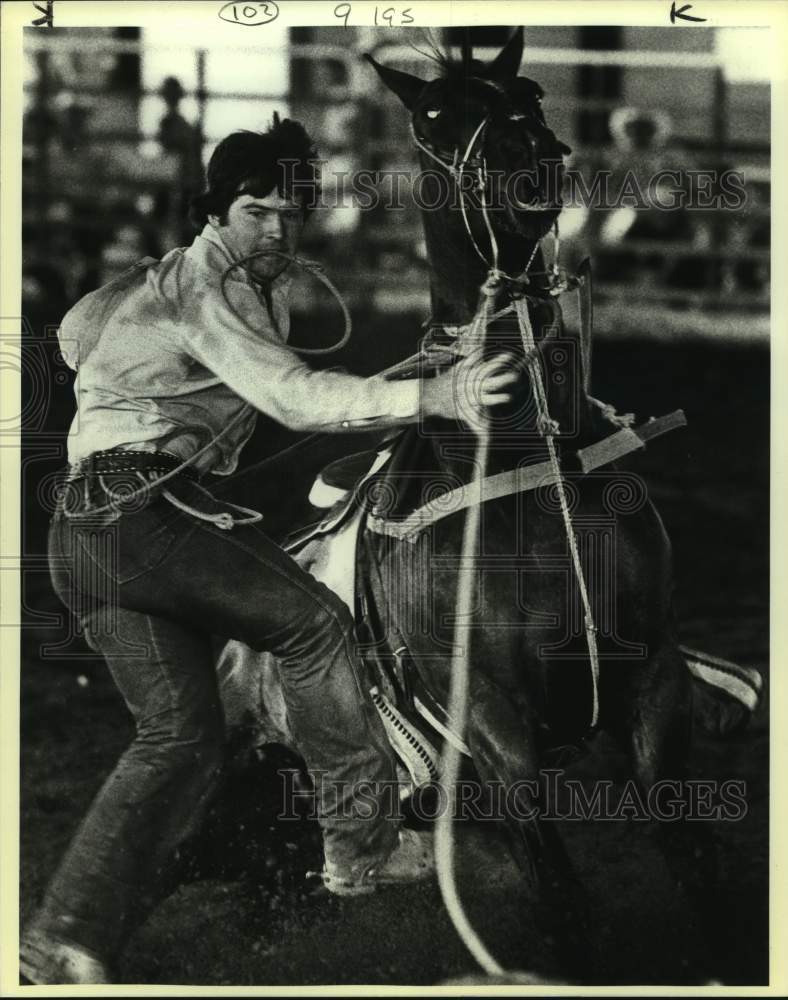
[617,639,721,973]
[465,674,594,978]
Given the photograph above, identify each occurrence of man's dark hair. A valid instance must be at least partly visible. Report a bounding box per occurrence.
[189,115,321,227]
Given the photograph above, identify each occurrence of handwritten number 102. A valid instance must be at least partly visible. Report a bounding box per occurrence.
[334,4,414,27]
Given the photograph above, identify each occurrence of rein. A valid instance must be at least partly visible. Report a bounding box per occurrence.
[410,114,555,284]
[411,114,527,279]
[513,293,601,727]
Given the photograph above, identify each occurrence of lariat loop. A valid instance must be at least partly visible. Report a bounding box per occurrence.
[220,250,351,357]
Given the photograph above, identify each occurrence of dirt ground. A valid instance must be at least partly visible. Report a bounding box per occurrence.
[19,337,769,986]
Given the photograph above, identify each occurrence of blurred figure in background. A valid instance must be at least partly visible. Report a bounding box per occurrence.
[600,107,704,290]
[561,106,709,292]
[156,76,204,243]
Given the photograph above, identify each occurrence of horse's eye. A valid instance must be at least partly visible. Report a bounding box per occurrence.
[425,109,441,120]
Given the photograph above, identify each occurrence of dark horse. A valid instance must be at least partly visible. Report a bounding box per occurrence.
[212,29,727,982]
[354,29,719,979]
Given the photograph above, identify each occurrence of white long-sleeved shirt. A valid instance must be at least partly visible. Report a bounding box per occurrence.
[60,225,420,475]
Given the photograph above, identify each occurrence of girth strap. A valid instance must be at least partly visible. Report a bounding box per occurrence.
[366,409,686,543]
[576,409,687,473]
[367,460,556,541]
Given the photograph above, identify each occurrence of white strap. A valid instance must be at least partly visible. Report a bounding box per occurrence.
[366,460,556,542]
[366,409,686,543]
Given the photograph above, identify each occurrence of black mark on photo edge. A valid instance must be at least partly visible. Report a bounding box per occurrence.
[670,2,707,24]
[31,0,54,28]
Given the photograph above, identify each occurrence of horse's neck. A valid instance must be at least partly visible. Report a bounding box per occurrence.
[420,209,488,325]
[415,173,595,474]
[415,162,545,324]
[421,232,552,327]
[423,289,596,482]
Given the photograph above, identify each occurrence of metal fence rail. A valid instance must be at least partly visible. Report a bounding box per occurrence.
[22,33,770,338]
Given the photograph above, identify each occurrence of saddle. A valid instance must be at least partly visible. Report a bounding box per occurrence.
[273,391,759,789]
[276,401,680,788]
[275,429,478,786]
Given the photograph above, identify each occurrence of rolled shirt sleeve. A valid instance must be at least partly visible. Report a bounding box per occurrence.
[180,270,421,433]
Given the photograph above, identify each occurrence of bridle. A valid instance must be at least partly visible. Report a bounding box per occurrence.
[410,107,565,293]
[410,113,535,281]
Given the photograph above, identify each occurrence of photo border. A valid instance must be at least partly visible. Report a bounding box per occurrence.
[1,1,785,995]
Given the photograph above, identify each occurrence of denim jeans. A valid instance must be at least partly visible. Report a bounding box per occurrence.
[31,473,398,961]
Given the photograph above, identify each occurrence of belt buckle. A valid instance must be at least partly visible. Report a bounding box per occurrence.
[67,456,90,482]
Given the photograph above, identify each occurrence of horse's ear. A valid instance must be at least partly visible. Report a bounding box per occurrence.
[487,26,524,81]
[364,53,426,110]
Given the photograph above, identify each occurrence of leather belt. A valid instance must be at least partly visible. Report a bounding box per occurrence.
[67,449,199,482]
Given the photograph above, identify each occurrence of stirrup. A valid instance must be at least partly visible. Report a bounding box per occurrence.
[309,829,435,898]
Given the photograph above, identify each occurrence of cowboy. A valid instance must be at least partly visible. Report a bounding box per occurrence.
[20,117,518,984]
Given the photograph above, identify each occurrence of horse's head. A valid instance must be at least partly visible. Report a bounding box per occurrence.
[366,28,571,287]
[366,31,585,463]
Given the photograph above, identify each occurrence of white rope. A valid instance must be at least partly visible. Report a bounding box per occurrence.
[476,164,500,272]
[161,480,264,530]
[409,121,463,178]
[455,119,501,272]
[412,115,521,280]
[425,111,550,974]
[435,277,505,978]
[219,250,352,357]
[62,406,255,519]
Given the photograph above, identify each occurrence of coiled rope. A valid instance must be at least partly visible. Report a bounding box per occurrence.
[219,249,352,356]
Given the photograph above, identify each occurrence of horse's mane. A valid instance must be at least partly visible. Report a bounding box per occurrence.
[406,30,452,72]
[409,29,515,84]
